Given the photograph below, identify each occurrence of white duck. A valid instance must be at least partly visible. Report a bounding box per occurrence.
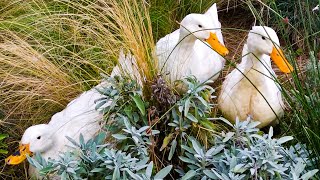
[218,26,293,128]
[156,3,229,83]
[5,51,139,178]
[5,87,103,178]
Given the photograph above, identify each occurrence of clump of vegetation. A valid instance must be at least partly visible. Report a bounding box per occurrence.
[263,0,320,170]
[179,119,318,179]
[28,132,173,179]
[268,0,320,51]
[0,31,84,125]
[28,75,318,179]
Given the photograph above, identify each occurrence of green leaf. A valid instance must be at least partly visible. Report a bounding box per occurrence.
[79,134,85,146]
[216,117,234,127]
[268,126,274,139]
[135,157,149,170]
[191,139,202,155]
[168,139,177,160]
[122,115,132,130]
[197,96,209,107]
[95,100,107,110]
[179,156,196,165]
[95,132,106,145]
[199,119,216,130]
[27,154,43,169]
[0,149,8,154]
[65,136,80,147]
[110,89,118,96]
[296,48,303,55]
[172,108,178,120]
[277,136,293,145]
[146,162,153,178]
[160,133,174,151]
[181,145,196,154]
[130,94,146,116]
[233,164,246,173]
[206,145,224,156]
[124,105,133,117]
[184,97,191,116]
[126,169,141,179]
[203,170,218,179]
[250,134,266,142]
[0,134,8,141]
[154,165,172,180]
[181,170,196,180]
[222,132,235,143]
[301,169,319,180]
[247,121,260,129]
[112,134,128,140]
[61,171,67,179]
[39,166,55,175]
[91,168,106,173]
[211,169,224,179]
[112,166,120,180]
[186,113,198,123]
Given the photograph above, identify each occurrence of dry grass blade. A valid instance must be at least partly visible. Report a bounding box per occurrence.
[0,31,81,127]
[59,0,158,84]
[95,0,157,82]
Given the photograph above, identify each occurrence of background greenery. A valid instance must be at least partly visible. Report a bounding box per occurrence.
[0,0,319,179]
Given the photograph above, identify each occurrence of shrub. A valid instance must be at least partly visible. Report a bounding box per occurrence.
[178,119,318,180]
[28,75,318,179]
[28,133,173,180]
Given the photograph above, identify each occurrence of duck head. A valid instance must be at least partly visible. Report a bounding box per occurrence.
[247,26,293,73]
[179,14,229,56]
[6,124,54,165]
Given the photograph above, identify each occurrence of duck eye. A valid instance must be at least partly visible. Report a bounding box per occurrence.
[198,24,203,28]
[37,136,41,140]
[261,36,266,40]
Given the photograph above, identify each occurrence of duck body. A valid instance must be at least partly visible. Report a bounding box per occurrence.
[26,87,103,179]
[42,87,103,155]
[219,45,284,128]
[156,3,228,83]
[218,26,292,128]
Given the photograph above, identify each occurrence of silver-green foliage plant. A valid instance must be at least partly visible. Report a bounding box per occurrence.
[162,77,217,161]
[28,75,318,179]
[27,132,172,180]
[96,75,149,134]
[178,118,319,180]
[175,77,216,123]
[112,115,160,158]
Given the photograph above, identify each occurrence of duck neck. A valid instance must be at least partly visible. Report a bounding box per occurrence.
[244,51,272,73]
[178,29,197,49]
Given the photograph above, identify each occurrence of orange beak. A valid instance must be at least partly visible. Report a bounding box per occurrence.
[205,32,229,57]
[5,144,32,165]
[270,47,293,73]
